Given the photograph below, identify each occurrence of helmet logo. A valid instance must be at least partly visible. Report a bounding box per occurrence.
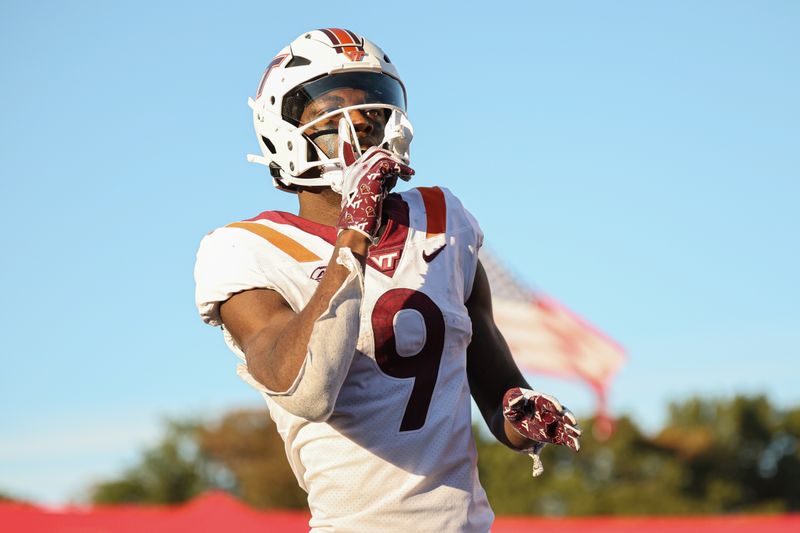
[317,28,366,62]
[343,48,366,62]
[256,54,288,99]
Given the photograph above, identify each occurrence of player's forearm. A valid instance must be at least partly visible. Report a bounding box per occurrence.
[486,404,536,450]
[489,407,537,451]
[247,230,369,391]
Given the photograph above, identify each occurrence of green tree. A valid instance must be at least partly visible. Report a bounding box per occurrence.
[0,490,23,503]
[89,395,800,515]
[198,410,307,509]
[91,420,213,505]
[653,395,800,512]
[89,411,305,509]
[475,415,705,516]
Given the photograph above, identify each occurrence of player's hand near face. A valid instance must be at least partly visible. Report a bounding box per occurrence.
[335,119,414,241]
[221,117,412,399]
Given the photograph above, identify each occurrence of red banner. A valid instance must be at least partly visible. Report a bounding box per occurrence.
[2,493,796,533]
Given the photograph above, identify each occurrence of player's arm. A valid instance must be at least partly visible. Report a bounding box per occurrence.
[466,260,581,457]
[220,132,413,422]
[220,230,370,394]
[466,259,537,449]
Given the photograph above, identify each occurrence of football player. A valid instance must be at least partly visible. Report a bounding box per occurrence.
[194,29,580,531]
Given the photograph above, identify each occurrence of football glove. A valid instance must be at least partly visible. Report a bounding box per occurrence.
[335,119,413,241]
[503,387,582,476]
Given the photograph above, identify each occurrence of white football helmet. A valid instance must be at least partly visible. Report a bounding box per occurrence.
[247,29,414,192]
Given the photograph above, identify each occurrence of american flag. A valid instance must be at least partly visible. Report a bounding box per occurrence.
[481,251,626,437]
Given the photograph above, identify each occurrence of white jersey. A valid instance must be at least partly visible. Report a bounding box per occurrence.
[195,186,493,532]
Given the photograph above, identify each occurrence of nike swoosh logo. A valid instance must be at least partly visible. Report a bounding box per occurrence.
[422,243,447,263]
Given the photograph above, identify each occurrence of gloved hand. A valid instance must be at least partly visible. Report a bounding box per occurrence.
[335,119,413,241]
[503,387,582,476]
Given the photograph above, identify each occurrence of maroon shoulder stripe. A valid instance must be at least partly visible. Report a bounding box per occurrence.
[246,210,337,245]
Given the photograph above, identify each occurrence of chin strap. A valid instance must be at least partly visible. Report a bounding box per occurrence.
[323,168,345,193]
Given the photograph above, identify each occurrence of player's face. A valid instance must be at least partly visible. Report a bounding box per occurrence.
[299,88,387,159]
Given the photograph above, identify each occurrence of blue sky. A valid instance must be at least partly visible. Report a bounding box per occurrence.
[1,1,798,505]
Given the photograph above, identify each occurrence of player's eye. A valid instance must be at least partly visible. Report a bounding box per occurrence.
[365,109,383,120]
[314,107,338,119]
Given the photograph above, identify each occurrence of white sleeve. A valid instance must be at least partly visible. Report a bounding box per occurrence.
[237,246,364,422]
[195,229,364,422]
[194,228,275,327]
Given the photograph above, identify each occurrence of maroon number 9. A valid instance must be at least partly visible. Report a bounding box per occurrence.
[371,288,445,432]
